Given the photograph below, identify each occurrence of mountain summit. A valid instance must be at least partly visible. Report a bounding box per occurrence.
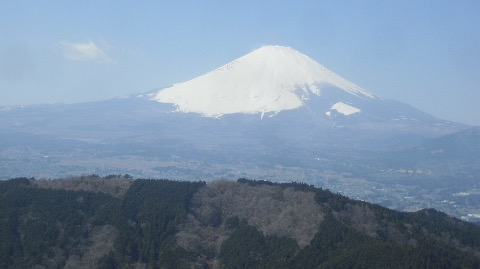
[152,45,376,117]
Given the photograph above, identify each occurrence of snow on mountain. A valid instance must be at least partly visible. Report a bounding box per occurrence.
[325,102,361,116]
[152,45,376,118]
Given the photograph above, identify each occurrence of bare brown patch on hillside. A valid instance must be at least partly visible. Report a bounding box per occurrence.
[176,180,325,263]
[63,225,117,269]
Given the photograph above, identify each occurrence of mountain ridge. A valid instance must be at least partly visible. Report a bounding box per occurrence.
[1,176,479,268]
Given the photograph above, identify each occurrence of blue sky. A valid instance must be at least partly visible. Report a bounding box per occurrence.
[1,1,479,125]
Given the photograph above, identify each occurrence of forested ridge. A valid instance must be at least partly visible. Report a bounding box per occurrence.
[1,176,479,268]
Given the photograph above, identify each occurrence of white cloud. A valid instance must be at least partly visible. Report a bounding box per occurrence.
[62,40,113,63]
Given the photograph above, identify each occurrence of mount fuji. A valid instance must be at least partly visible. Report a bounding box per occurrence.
[1,44,467,161]
[1,45,468,168]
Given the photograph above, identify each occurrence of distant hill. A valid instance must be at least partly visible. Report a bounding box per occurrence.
[423,126,480,162]
[1,176,479,268]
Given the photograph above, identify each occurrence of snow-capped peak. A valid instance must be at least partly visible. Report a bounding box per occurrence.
[152,45,376,117]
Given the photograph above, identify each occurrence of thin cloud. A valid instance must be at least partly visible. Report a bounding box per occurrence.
[62,40,113,63]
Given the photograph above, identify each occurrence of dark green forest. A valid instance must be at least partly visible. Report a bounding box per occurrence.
[0,176,479,268]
